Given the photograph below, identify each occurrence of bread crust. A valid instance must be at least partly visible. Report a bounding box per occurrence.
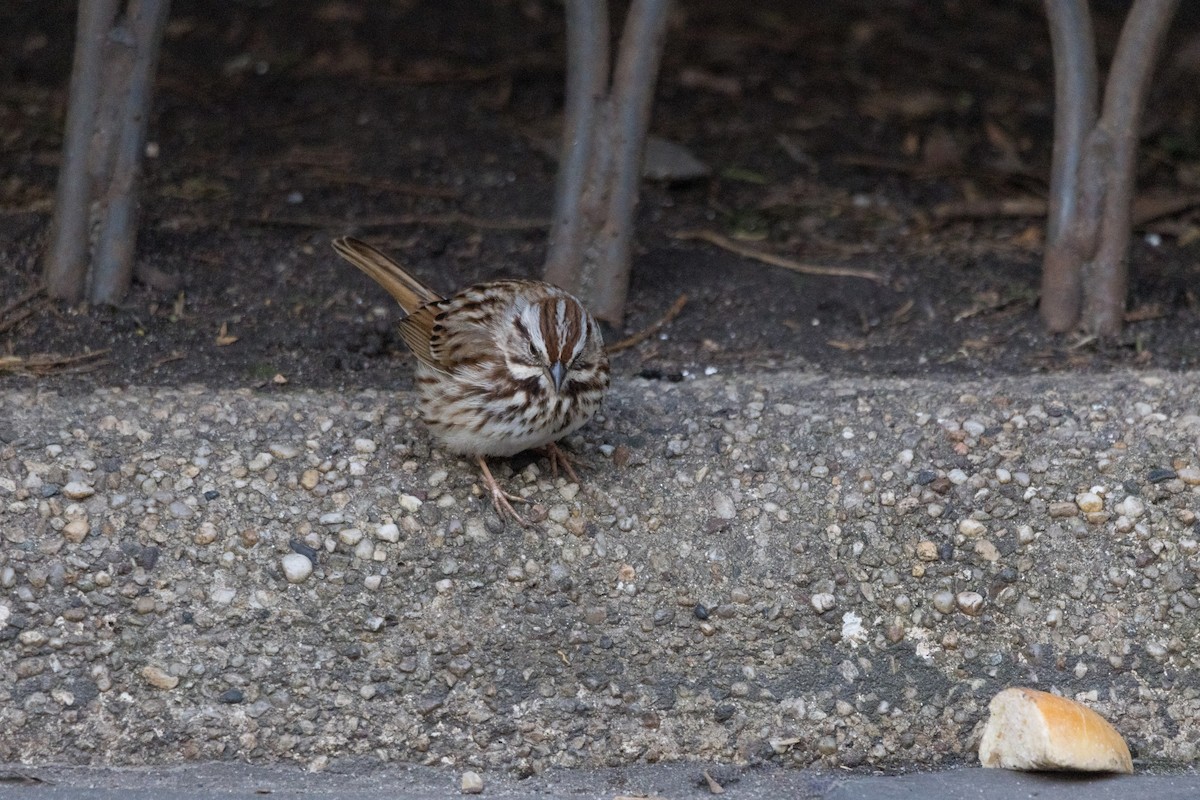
[979,687,1133,773]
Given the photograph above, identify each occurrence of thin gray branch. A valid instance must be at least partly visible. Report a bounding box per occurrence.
[1080,0,1179,335]
[543,0,671,324]
[590,0,671,323]
[43,0,121,302]
[91,0,172,305]
[1040,0,1097,332]
[545,0,610,292]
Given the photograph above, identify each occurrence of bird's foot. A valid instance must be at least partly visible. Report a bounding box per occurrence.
[476,456,531,527]
[540,441,584,485]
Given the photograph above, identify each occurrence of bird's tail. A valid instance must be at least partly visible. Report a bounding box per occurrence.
[332,237,442,313]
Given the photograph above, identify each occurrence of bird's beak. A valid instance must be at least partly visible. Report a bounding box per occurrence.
[549,362,566,392]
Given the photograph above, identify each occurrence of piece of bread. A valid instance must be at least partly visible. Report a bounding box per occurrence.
[978,687,1133,773]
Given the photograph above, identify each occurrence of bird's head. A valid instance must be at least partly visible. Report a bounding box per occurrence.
[505,292,607,395]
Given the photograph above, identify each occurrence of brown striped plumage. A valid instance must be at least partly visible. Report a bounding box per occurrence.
[332,237,610,524]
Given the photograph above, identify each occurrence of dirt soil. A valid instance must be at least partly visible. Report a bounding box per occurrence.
[2,0,1200,395]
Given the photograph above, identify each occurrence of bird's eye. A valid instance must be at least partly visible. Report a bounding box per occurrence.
[527,341,538,358]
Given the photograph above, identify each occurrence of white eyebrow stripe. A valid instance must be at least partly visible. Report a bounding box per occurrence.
[554,298,574,361]
[568,317,586,360]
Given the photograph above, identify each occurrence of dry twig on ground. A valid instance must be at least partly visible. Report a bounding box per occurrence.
[672,229,887,284]
[608,294,689,354]
[0,349,110,375]
[0,288,47,335]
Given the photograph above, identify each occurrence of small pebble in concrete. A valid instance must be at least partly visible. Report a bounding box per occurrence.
[461,770,483,794]
[1048,502,1078,518]
[713,494,736,519]
[1148,468,1177,484]
[62,518,89,543]
[269,443,299,459]
[957,591,985,615]
[974,540,1000,562]
[62,481,94,500]
[282,553,313,583]
[811,592,836,613]
[248,453,273,472]
[932,591,956,614]
[1116,496,1145,520]
[142,665,179,690]
[1076,492,1103,513]
[958,519,985,537]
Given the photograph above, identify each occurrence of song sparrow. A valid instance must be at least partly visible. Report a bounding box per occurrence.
[332,237,610,524]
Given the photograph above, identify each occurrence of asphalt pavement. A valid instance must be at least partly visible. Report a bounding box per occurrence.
[1,762,1199,800]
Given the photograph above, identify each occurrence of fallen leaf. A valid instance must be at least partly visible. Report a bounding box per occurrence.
[889,299,915,325]
[159,176,230,200]
[1011,225,1042,249]
[216,322,238,346]
[642,136,710,182]
[770,736,802,753]
[859,88,948,119]
[720,166,769,185]
[1125,304,1168,323]
[702,769,725,794]
[678,67,742,97]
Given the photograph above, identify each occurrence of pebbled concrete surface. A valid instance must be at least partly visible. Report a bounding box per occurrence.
[1,371,1199,782]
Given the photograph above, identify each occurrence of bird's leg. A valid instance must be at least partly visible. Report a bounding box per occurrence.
[541,441,583,485]
[475,456,530,526]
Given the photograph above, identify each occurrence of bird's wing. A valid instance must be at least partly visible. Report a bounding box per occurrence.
[425,280,534,373]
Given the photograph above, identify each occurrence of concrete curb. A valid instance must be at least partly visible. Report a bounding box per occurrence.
[1,372,1198,778]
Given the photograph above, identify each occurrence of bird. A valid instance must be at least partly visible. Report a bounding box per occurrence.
[332,237,610,525]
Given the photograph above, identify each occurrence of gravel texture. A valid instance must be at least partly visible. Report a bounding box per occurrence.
[1,372,1199,773]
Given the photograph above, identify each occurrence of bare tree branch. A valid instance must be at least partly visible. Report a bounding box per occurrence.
[91,0,171,305]
[590,0,671,323]
[544,0,609,292]
[43,0,170,306]
[544,0,672,325]
[44,0,121,302]
[1038,0,1178,335]
[1081,0,1180,336]
[1040,0,1097,332]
